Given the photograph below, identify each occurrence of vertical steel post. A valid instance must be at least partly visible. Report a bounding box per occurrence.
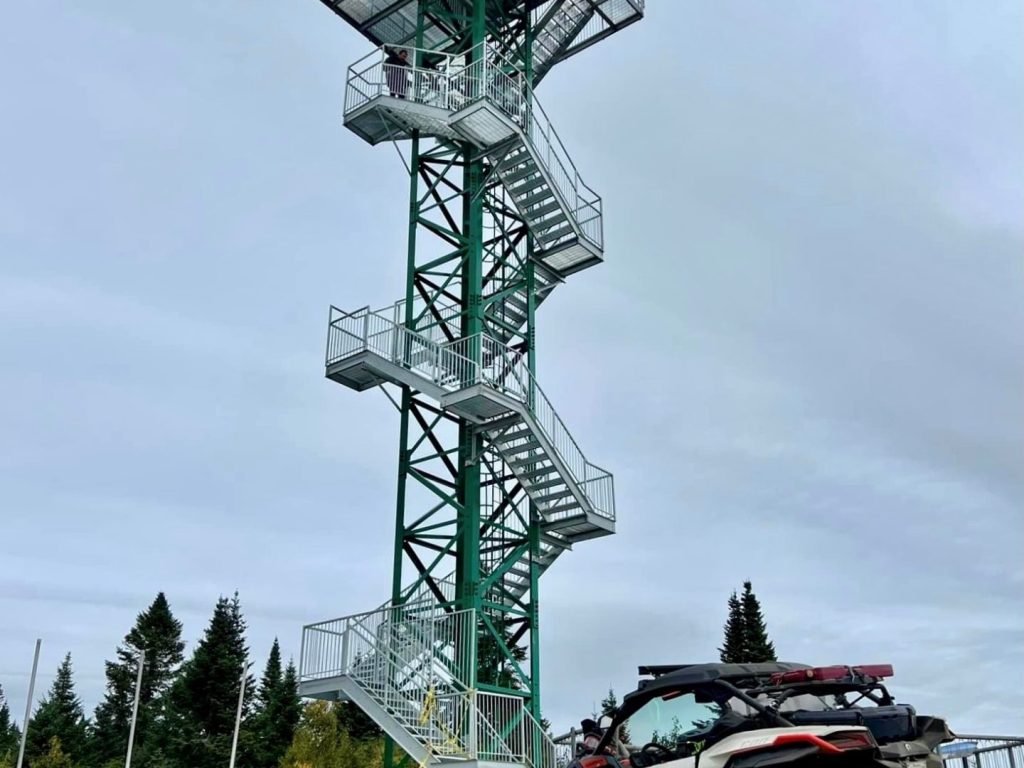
[15,639,41,768]
[228,663,250,768]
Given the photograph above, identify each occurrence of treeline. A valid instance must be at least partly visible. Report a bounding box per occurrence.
[0,593,385,768]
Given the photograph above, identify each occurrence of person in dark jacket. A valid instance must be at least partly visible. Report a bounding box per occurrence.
[384,47,409,98]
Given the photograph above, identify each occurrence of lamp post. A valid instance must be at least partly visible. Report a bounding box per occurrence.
[228,662,253,768]
[15,639,41,768]
[124,647,145,768]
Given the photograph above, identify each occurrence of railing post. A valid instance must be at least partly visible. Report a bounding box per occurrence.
[341,620,351,674]
[468,690,479,759]
[362,310,370,350]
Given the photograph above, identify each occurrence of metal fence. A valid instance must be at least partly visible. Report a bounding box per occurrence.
[941,737,1024,768]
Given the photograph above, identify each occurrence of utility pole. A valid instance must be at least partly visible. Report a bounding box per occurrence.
[228,662,252,768]
[15,638,41,768]
[124,648,145,768]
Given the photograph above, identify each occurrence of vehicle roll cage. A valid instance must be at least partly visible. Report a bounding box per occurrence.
[596,671,895,755]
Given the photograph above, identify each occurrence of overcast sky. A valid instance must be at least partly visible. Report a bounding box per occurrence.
[2,0,1022,738]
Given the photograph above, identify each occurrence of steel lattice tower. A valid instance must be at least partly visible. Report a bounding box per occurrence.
[299,2,644,764]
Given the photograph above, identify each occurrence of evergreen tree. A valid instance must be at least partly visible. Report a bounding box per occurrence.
[476,622,527,692]
[718,591,746,663]
[91,592,185,766]
[26,655,88,765]
[599,689,630,745]
[32,737,73,768]
[163,593,253,768]
[739,582,776,662]
[251,640,302,768]
[0,684,21,761]
[334,701,381,742]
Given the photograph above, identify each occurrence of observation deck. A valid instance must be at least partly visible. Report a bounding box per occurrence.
[317,0,644,82]
[343,43,603,275]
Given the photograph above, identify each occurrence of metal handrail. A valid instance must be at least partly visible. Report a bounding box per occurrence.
[326,306,614,520]
[342,42,603,249]
[301,603,559,768]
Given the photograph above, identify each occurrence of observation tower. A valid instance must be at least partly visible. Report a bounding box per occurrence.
[298,2,645,766]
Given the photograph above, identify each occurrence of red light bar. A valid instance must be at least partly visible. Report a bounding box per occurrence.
[772,734,843,754]
[823,731,876,751]
[770,664,893,685]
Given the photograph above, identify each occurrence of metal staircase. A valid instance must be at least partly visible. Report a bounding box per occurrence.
[301,601,557,767]
[314,1,643,80]
[325,304,616,550]
[342,42,603,275]
[305,4,644,764]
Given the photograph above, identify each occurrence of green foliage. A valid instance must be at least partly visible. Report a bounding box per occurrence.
[250,640,302,768]
[650,716,685,749]
[476,619,527,692]
[162,593,253,768]
[334,701,381,742]
[719,591,746,663]
[740,582,776,663]
[91,592,185,766]
[598,689,630,745]
[33,737,74,768]
[281,701,390,768]
[27,655,88,765]
[0,684,21,759]
[717,582,777,664]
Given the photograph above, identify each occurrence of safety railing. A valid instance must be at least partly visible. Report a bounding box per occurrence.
[344,44,526,125]
[478,335,615,521]
[300,603,558,767]
[326,306,615,522]
[342,42,602,251]
[941,737,1024,768]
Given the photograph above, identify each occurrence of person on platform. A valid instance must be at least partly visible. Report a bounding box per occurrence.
[384,47,410,98]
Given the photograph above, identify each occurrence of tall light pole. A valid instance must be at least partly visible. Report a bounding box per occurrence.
[15,638,41,768]
[124,647,145,768]
[228,662,252,768]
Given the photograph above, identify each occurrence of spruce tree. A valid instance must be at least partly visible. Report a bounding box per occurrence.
[163,593,253,768]
[251,640,302,768]
[599,689,630,744]
[26,655,88,765]
[92,592,185,766]
[719,591,747,663]
[0,684,21,765]
[739,582,776,662]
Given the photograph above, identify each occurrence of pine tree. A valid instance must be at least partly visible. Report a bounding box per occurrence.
[599,689,630,745]
[91,592,185,766]
[163,593,253,768]
[334,699,381,743]
[0,684,21,761]
[251,640,302,768]
[739,582,776,662]
[719,591,747,663]
[32,737,73,768]
[26,655,88,765]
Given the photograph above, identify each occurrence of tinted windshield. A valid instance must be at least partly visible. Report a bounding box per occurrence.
[623,692,722,747]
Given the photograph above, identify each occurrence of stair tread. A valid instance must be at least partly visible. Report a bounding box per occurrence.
[510,175,547,195]
[539,223,575,243]
[525,477,568,492]
[520,189,556,209]
[544,500,583,515]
